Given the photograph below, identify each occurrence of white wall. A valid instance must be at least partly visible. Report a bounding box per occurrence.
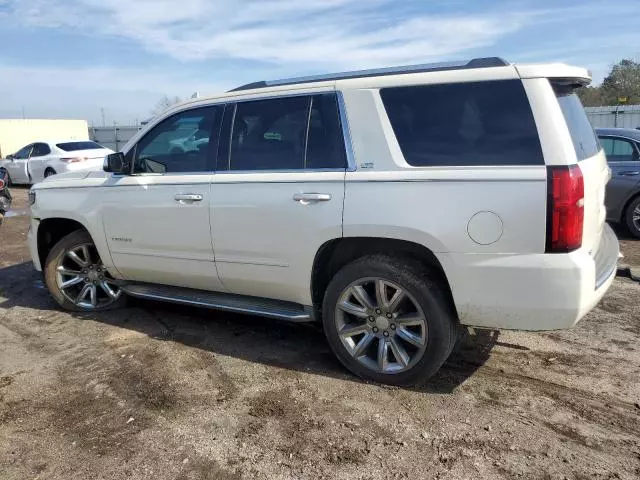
[0,119,89,158]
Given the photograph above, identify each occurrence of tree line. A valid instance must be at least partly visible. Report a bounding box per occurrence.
[578,59,640,107]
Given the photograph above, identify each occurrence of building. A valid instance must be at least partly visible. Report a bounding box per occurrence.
[0,119,89,158]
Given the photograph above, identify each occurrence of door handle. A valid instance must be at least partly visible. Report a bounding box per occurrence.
[293,193,332,204]
[619,171,640,176]
[174,193,203,203]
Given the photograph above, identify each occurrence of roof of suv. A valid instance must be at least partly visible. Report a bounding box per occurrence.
[163,57,591,114]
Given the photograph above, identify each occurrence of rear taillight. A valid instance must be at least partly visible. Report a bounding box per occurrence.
[0,179,4,189]
[546,165,584,253]
[61,157,87,163]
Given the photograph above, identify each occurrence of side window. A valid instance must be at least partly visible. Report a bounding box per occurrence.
[306,94,347,169]
[380,80,544,166]
[31,143,51,157]
[228,96,309,171]
[134,106,223,174]
[13,145,33,159]
[599,137,638,162]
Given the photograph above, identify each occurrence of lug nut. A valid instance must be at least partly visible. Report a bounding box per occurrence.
[368,316,375,322]
[386,312,392,319]
[390,324,396,330]
[83,270,88,274]
[84,278,90,283]
[375,309,382,315]
[99,275,104,280]
[372,327,379,333]
[383,331,389,337]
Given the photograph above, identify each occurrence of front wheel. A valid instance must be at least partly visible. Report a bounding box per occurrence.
[44,230,126,311]
[624,196,640,239]
[322,255,457,386]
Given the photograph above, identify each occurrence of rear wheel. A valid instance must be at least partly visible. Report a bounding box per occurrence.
[44,168,56,178]
[44,230,126,311]
[322,255,457,386]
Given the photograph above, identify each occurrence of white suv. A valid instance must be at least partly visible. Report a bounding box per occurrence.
[27,57,619,386]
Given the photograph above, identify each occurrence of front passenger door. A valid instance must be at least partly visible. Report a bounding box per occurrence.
[101,105,227,291]
[5,144,32,184]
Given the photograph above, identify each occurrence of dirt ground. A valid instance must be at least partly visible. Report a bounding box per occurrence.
[1,187,639,480]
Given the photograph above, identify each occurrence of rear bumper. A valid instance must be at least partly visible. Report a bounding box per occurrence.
[439,224,620,331]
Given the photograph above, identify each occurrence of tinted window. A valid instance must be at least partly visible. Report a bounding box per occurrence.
[228,96,308,171]
[380,80,543,167]
[306,94,347,169]
[13,145,33,159]
[56,141,105,151]
[553,84,601,161]
[599,137,639,162]
[134,106,222,173]
[31,143,51,156]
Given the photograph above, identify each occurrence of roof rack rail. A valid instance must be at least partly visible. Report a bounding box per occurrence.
[229,57,509,92]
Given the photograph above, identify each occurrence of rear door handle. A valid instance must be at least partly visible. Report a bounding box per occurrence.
[174,193,203,203]
[293,193,332,204]
[619,171,640,176]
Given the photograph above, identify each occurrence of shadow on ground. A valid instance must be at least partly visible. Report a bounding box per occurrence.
[0,261,498,394]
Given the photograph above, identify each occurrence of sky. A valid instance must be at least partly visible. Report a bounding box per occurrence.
[0,0,638,125]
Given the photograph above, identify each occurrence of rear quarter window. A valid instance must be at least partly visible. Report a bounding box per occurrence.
[553,83,601,161]
[380,79,544,167]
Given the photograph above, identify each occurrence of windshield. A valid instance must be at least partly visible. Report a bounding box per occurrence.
[56,141,105,152]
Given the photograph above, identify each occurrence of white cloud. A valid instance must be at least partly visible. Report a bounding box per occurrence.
[5,0,529,69]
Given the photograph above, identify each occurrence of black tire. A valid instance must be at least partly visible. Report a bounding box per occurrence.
[44,168,56,178]
[322,255,458,386]
[44,230,127,312]
[624,196,640,239]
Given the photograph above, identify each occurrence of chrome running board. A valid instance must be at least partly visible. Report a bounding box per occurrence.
[120,283,313,322]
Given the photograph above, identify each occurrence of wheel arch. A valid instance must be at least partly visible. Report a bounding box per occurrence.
[37,217,91,269]
[311,237,458,320]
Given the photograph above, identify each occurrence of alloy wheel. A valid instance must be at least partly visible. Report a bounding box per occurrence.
[334,277,428,374]
[55,243,121,309]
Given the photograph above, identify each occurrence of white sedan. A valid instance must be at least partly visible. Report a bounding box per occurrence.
[0,140,114,185]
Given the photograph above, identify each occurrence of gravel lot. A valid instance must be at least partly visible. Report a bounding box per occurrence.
[1,187,639,480]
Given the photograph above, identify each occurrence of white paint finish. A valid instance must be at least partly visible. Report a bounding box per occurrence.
[0,143,113,185]
[337,66,519,90]
[2,157,29,184]
[29,182,118,275]
[100,174,225,291]
[467,211,503,245]
[515,64,591,84]
[578,151,609,255]
[439,225,618,330]
[343,173,547,254]
[210,171,345,304]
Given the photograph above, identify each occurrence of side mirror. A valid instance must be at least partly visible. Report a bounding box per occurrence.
[103,152,131,174]
[6,154,14,160]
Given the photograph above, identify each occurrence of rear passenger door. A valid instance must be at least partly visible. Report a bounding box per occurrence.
[599,136,640,217]
[210,93,347,305]
[28,142,52,182]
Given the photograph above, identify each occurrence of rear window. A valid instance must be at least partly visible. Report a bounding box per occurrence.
[380,80,544,166]
[553,83,601,161]
[56,141,104,152]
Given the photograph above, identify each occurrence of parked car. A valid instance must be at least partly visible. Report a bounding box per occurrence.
[0,140,113,185]
[0,166,12,226]
[27,57,619,386]
[595,128,640,238]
